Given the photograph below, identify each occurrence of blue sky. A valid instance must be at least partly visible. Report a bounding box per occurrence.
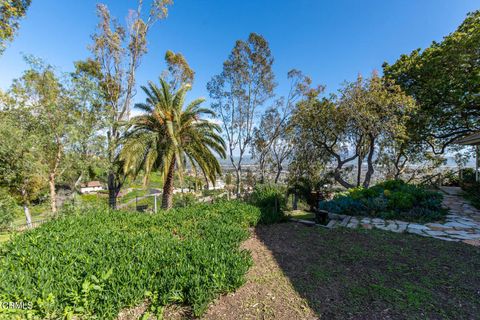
[0,0,478,107]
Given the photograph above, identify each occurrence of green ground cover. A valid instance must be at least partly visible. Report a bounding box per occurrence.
[0,201,260,319]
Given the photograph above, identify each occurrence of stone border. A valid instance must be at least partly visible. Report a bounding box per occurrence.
[290,212,480,246]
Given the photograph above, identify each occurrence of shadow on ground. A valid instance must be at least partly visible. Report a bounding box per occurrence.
[254,222,480,320]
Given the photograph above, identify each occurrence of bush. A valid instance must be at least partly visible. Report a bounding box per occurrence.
[0,201,260,319]
[250,184,286,224]
[201,189,224,197]
[172,192,198,208]
[319,180,446,223]
[0,190,18,230]
[462,181,480,209]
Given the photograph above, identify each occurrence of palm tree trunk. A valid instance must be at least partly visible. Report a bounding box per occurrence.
[162,158,176,209]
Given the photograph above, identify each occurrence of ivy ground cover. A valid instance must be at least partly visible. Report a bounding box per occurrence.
[0,201,260,319]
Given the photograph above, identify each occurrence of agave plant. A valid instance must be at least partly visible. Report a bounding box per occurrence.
[120,78,226,209]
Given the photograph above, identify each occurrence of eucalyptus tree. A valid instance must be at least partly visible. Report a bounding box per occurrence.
[162,50,195,91]
[0,0,31,54]
[383,10,480,154]
[83,0,173,209]
[252,69,322,183]
[120,79,226,209]
[207,33,275,194]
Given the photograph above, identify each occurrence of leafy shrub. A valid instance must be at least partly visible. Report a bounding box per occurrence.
[462,181,480,209]
[201,189,224,197]
[319,196,365,216]
[461,168,477,184]
[320,180,446,223]
[0,190,18,230]
[386,191,415,211]
[250,184,286,224]
[172,192,198,208]
[0,201,260,319]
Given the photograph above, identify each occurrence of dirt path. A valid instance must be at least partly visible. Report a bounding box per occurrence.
[202,230,317,320]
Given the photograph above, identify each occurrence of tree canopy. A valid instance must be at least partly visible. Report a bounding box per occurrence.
[0,0,31,54]
[383,10,480,154]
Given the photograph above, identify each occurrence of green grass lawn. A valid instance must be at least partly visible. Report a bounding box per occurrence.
[255,223,480,319]
[286,209,314,220]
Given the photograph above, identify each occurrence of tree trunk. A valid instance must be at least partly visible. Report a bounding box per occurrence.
[356,156,363,187]
[274,164,282,184]
[74,173,83,192]
[334,169,354,189]
[162,158,176,209]
[48,146,62,214]
[292,192,298,210]
[23,205,32,228]
[21,188,32,227]
[235,167,241,195]
[49,173,57,214]
[362,136,376,188]
[108,171,117,209]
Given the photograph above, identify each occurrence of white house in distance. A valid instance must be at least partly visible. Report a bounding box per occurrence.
[80,181,104,194]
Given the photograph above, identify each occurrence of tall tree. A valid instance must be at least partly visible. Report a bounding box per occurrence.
[252,69,321,183]
[65,60,108,190]
[162,50,195,91]
[207,33,275,194]
[292,73,416,188]
[383,10,480,154]
[120,79,226,209]
[86,0,173,209]
[0,108,46,226]
[7,59,74,213]
[0,0,31,54]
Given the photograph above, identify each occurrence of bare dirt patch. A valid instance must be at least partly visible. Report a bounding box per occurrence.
[202,230,317,319]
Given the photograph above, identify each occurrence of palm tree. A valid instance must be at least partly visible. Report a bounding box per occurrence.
[119,79,226,209]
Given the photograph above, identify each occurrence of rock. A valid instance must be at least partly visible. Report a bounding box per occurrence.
[339,216,351,227]
[463,239,480,246]
[326,220,337,228]
[375,225,390,231]
[298,219,316,226]
[360,223,373,229]
[346,222,359,229]
[443,222,471,228]
[432,236,460,242]
[424,230,447,236]
[408,224,429,230]
[448,233,480,240]
[406,228,428,236]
